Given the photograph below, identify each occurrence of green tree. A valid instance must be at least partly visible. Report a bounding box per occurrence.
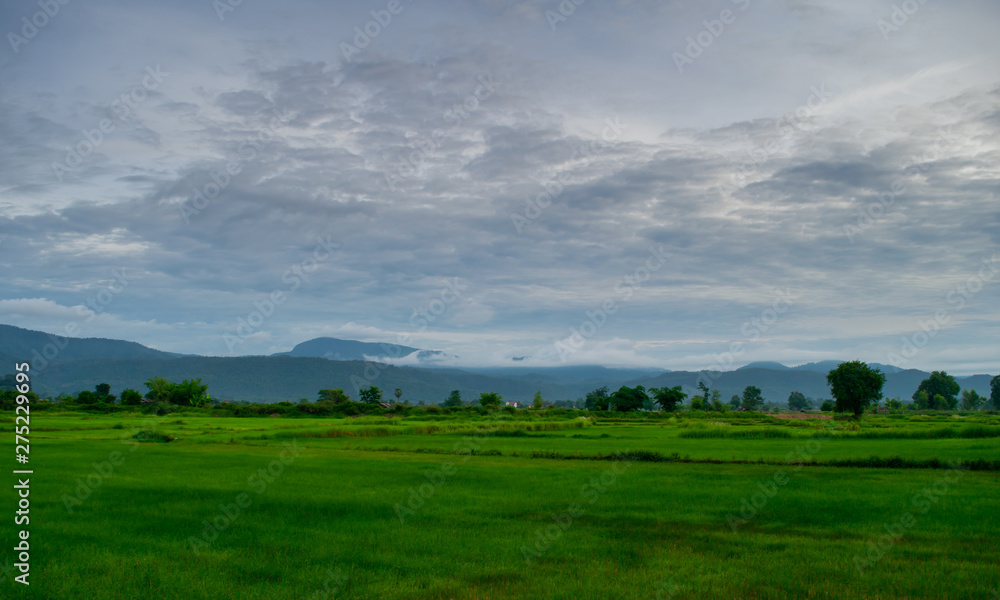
[913,371,960,410]
[120,388,143,406]
[649,385,687,412]
[689,396,705,411]
[990,375,1000,410]
[76,390,99,405]
[827,360,886,418]
[533,391,544,409]
[960,389,984,411]
[697,381,712,411]
[443,390,463,408]
[479,392,502,409]
[358,386,383,405]
[171,378,209,407]
[585,386,610,411]
[394,388,403,403]
[144,376,174,403]
[914,390,930,410]
[888,398,903,411]
[318,389,350,404]
[710,390,723,411]
[787,391,810,411]
[728,395,741,409]
[741,386,764,411]
[610,385,648,412]
[820,399,835,412]
[95,383,112,400]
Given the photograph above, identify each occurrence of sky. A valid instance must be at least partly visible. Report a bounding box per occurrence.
[0,0,998,374]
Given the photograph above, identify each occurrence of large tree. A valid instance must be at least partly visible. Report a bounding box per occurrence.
[741,386,764,411]
[479,392,502,409]
[609,385,648,412]
[120,388,143,406]
[585,386,610,411]
[787,391,810,411]
[913,371,960,410]
[990,375,1000,410]
[318,389,350,404]
[649,386,687,412]
[827,361,886,418]
[358,386,383,405]
[443,389,463,408]
[960,389,984,411]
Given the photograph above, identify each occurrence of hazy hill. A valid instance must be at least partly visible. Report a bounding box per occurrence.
[0,324,181,365]
[274,337,419,361]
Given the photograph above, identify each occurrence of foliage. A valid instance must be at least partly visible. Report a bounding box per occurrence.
[609,385,648,412]
[443,390,463,408]
[142,376,209,407]
[820,399,835,412]
[741,386,764,411]
[120,388,143,406]
[318,388,350,404]
[729,395,741,409]
[358,386,383,405]
[787,391,811,411]
[585,386,610,411]
[913,371,960,410]
[533,391,543,409]
[650,385,687,412]
[826,361,886,417]
[990,375,1000,410]
[479,391,502,409]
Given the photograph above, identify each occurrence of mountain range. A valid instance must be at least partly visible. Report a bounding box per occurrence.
[0,324,994,405]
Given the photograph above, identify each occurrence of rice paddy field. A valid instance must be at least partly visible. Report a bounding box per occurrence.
[2,409,999,599]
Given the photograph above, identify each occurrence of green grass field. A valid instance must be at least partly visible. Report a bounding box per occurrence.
[2,410,999,599]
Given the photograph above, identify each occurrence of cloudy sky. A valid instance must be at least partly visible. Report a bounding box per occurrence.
[1,0,998,374]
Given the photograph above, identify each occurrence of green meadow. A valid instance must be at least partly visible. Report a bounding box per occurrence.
[2,410,999,599]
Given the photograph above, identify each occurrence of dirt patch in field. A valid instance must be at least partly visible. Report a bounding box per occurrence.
[772,413,831,420]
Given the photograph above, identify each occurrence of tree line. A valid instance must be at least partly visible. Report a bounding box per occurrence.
[2,365,999,418]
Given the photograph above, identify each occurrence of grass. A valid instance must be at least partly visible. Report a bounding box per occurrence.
[1,410,998,598]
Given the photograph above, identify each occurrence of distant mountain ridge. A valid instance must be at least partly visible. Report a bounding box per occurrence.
[0,324,181,365]
[0,324,994,404]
